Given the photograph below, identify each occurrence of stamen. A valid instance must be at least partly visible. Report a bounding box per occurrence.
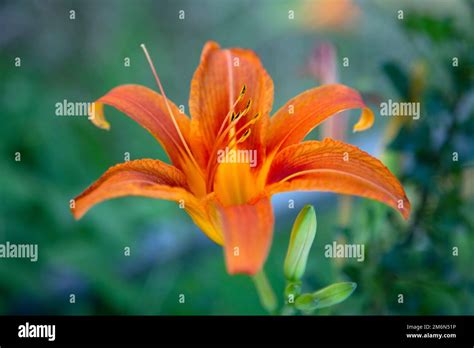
[228,112,260,141]
[214,85,246,143]
[239,99,252,118]
[204,88,246,190]
[228,138,236,149]
[213,111,260,163]
[207,84,246,157]
[204,84,260,190]
[213,108,258,152]
[140,44,201,172]
[206,110,259,189]
[240,84,247,97]
[236,129,251,144]
[244,99,252,112]
[230,111,241,122]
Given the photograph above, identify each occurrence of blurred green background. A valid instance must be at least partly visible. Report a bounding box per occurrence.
[0,0,473,315]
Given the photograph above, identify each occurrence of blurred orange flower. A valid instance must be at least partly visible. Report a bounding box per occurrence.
[71,41,410,275]
[301,0,360,31]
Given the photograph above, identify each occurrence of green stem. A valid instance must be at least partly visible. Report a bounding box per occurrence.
[252,270,277,314]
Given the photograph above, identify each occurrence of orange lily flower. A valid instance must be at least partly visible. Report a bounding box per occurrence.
[71,41,410,275]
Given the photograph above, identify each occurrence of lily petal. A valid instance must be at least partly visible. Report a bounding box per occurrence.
[215,196,274,275]
[266,84,374,154]
[185,193,224,245]
[72,159,192,219]
[189,41,273,165]
[90,84,191,169]
[266,139,410,219]
[73,159,223,243]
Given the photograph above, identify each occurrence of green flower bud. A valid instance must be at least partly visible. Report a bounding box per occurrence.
[284,205,317,281]
[295,282,357,311]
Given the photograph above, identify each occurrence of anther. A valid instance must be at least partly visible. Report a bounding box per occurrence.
[236,129,251,144]
[243,112,260,127]
[239,99,252,117]
[235,85,247,104]
[245,99,252,110]
[231,111,241,122]
[240,84,247,97]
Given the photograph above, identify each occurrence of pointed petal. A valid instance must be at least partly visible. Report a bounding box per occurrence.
[267,84,374,154]
[266,139,410,219]
[90,84,191,169]
[72,159,193,220]
[215,196,274,275]
[189,41,273,165]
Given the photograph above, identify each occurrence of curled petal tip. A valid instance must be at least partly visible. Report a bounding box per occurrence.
[352,107,374,133]
[400,196,411,220]
[267,139,411,222]
[70,203,82,220]
[89,102,110,130]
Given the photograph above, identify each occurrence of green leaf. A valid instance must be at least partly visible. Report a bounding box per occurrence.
[295,282,357,311]
[403,14,457,43]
